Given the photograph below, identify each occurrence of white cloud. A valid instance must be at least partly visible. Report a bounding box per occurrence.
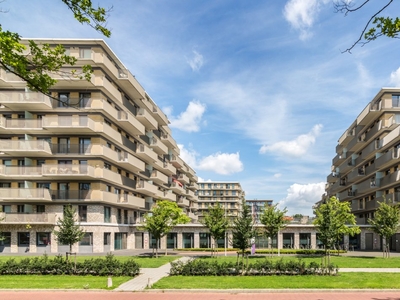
[259,124,322,157]
[197,152,244,175]
[169,100,206,132]
[278,182,326,215]
[178,145,244,175]
[187,50,204,72]
[283,0,328,40]
[274,173,282,178]
[390,67,400,86]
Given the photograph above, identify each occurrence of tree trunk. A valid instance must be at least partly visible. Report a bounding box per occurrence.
[156,238,159,258]
[165,238,168,256]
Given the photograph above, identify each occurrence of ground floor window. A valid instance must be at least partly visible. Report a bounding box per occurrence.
[166,233,177,249]
[18,232,30,246]
[104,232,111,246]
[115,232,127,250]
[0,232,11,246]
[299,233,311,249]
[199,233,210,248]
[79,232,93,246]
[37,232,50,246]
[182,232,194,248]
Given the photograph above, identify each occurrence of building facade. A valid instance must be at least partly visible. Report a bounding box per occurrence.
[0,38,199,253]
[324,87,400,251]
[246,199,273,224]
[196,181,245,221]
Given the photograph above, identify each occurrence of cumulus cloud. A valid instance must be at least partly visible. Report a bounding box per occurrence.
[197,152,244,175]
[283,0,329,40]
[278,182,326,215]
[169,100,206,132]
[178,145,244,175]
[390,67,400,86]
[187,50,204,72]
[259,124,322,157]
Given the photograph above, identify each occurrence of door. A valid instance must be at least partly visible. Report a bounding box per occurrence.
[135,232,143,249]
[365,233,373,250]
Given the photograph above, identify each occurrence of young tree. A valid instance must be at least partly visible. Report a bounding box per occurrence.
[0,1,112,97]
[313,196,360,265]
[368,199,400,258]
[260,204,289,254]
[232,200,255,261]
[334,0,398,52]
[142,200,190,258]
[53,204,85,259]
[200,202,229,257]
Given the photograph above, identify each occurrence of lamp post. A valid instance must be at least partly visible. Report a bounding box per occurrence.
[224,202,227,257]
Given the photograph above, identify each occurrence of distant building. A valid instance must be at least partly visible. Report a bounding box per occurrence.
[246,199,273,223]
[197,181,245,220]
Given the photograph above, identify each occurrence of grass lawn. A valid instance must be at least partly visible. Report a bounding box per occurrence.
[0,275,132,290]
[191,254,400,268]
[0,255,180,268]
[152,273,400,289]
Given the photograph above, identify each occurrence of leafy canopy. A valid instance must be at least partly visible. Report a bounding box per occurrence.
[313,196,360,251]
[0,0,111,95]
[200,202,229,246]
[53,204,85,253]
[232,200,255,256]
[260,204,289,240]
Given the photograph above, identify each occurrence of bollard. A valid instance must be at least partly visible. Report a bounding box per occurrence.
[147,277,152,288]
[107,276,112,288]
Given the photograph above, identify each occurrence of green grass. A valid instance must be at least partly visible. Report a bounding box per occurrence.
[192,254,400,268]
[152,273,400,289]
[0,275,132,290]
[0,255,180,268]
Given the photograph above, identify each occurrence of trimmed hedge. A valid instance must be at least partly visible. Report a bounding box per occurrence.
[0,253,140,276]
[176,248,346,255]
[170,258,338,276]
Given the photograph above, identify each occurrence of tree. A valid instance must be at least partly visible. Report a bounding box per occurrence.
[368,198,400,258]
[260,204,289,254]
[200,202,229,257]
[53,204,85,259]
[0,0,112,100]
[313,196,360,265]
[334,0,398,53]
[232,199,255,260]
[142,200,190,258]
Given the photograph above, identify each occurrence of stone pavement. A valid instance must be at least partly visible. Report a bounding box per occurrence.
[114,256,191,291]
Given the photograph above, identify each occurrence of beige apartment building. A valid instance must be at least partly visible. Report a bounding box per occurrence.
[0,38,199,253]
[196,181,245,221]
[324,87,400,251]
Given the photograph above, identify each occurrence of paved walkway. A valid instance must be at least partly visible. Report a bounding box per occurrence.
[114,256,191,291]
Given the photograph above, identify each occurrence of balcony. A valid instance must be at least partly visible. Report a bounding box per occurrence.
[0,188,52,201]
[0,140,52,156]
[136,180,159,197]
[151,105,169,126]
[116,68,146,100]
[117,193,146,209]
[357,100,382,126]
[42,164,96,179]
[347,168,365,183]
[178,173,190,185]
[150,170,168,185]
[376,148,400,171]
[361,139,381,161]
[50,189,92,201]
[137,108,157,130]
[188,181,199,190]
[0,117,43,134]
[177,197,190,207]
[356,177,379,195]
[117,110,145,135]
[170,181,185,194]
[338,158,355,175]
[379,170,400,189]
[170,154,184,169]
[149,136,168,155]
[115,150,146,173]
[0,166,42,179]
[136,143,158,163]
[42,115,96,133]
[161,132,178,150]
[338,189,357,201]
[186,189,196,200]
[0,212,56,224]
[161,161,176,176]
[332,152,347,166]
[155,189,176,201]
[327,172,340,183]
[0,91,52,110]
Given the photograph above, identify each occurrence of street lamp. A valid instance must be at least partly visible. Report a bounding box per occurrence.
[224,202,227,256]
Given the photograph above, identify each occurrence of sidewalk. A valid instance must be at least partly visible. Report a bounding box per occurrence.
[114,256,191,291]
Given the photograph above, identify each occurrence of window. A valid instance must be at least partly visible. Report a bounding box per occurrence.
[106,185,111,192]
[58,137,70,154]
[104,206,111,223]
[79,92,91,108]
[104,163,111,170]
[58,93,70,107]
[36,205,45,213]
[36,232,50,246]
[393,95,400,107]
[78,205,87,222]
[0,232,11,246]
[104,232,111,245]
[79,48,91,59]
[104,119,111,126]
[79,138,91,153]
[79,232,93,245]
[2,159,11,166]
[18,232,30,246]
[17,205,25,213]
[37,159,45,167]
[232,191,236,196]
[2,205,11,213]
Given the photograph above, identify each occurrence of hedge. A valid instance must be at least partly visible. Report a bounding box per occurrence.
[0,253,140,276]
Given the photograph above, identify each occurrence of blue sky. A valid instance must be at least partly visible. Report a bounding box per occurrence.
[3,0,400,216]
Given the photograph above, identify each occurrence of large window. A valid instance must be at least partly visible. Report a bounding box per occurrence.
[104,232,111,246]
[58,93,70,107]
[37,232,50,246]
[393,95,400,107]
[18,232,30,246]
[104,206,111,223]
[79,93,91,108]
[79,48,91,59]
[78,205,87,222]
[80,232,93,246]
[0,232,11,246]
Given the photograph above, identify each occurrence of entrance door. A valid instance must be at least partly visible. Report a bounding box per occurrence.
[135,232,143,249]
[365,233,373,250]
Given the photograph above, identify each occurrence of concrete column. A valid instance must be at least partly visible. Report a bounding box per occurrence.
[143,232,149,249]
[160,235,166,250]
[177,232,183,249]
[194,232,200,248]
[311,232,317,249]
[294,232,299,249]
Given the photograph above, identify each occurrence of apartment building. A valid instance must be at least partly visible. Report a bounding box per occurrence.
[246,199,273,224]
[0,38,198,253]
[196,181,245,221]
[324,87,400,251]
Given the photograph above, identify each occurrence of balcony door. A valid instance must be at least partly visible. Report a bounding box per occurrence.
[58,138,70,154]
[58,182,69,200]
[79,138,91,154]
